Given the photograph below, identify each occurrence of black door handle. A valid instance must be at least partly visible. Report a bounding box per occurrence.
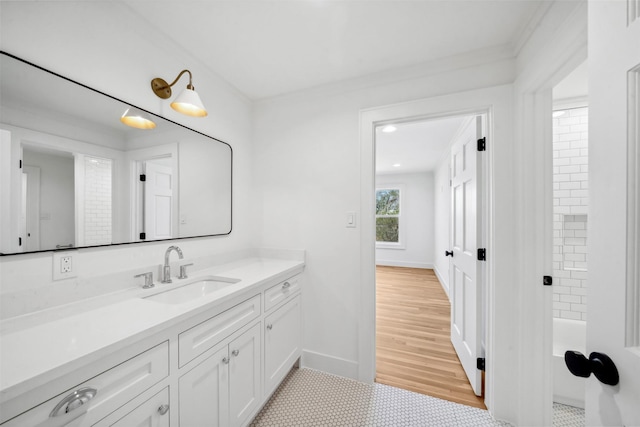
[564,351,619,386]
[445,251,453,257]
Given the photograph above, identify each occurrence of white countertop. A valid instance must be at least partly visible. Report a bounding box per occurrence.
[0,256,304,403]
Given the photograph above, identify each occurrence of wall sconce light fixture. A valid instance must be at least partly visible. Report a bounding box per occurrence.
[120,107,156,129]
[151,70,208,118]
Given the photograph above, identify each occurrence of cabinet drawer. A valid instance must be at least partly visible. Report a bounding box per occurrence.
[106,387,169,427]
[179,295,261,367]
[264,275,300,312]
[2,342,169,427]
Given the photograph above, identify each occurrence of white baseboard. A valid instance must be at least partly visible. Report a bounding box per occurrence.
[433,265,450,300]
[375,260,433,269]
[300,350,359,380]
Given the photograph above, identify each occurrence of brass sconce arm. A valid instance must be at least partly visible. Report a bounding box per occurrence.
[150,68,207,117]
[151,69,194,99]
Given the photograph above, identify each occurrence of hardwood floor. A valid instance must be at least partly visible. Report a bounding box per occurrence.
[375,266,486,409]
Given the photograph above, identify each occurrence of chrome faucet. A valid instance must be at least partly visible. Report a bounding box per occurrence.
[161,245,183,283]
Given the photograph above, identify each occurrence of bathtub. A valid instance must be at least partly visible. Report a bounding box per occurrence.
[553,318,586,408]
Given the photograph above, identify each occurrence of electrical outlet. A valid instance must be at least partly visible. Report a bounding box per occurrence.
[53,251,77,280]
[61,256,72,273]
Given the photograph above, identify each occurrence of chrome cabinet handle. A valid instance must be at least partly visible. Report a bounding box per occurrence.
[232,349,240,357]
[157,404,170,415]
[50,387,98,417]
[266,324,273,330]
[282,281,291,289]
[222,356,229,364]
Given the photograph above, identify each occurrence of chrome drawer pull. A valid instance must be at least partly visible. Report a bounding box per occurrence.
[50,387,97,417]
[232,349,240,357]
[266,324,273,330]
[158,404,170,415]
[282,282,291,289]
[222,356,230,364]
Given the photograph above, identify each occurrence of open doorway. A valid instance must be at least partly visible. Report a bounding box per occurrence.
[374,114,486,409]
[549,60,588,424]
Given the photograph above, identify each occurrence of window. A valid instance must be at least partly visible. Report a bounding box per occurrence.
[376,187,402,247]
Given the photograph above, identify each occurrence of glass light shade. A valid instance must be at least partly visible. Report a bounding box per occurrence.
[120,107,156,129]
[170,88,208,117]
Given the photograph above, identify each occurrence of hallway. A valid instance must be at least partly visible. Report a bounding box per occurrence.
[375,266,485,409]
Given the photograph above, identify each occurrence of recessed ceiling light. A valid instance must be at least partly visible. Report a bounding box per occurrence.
[553,111,566,118]
[382,125,397,133]
[393,163,401,167]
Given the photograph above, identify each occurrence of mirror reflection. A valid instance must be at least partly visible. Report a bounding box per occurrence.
[0,52,232,255]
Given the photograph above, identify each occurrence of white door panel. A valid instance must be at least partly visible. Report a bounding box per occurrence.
[450,116,483,396]
[144,162,173,240]
[587,2,640,425]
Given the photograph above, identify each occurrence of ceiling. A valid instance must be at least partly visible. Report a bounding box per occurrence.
[123,0,547,100]
[375,116,468,175]
[553,60,588,101]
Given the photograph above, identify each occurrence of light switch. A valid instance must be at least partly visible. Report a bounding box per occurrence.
[346,212,356,228]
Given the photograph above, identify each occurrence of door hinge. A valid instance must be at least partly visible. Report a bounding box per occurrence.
[139,174,146,182]
[477,137,486,152]
[543,276,553,286]
[139,232,146,240]
[477,357,485,371]
[477,248,486,261]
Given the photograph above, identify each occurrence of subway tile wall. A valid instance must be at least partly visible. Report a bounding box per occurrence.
[83,156,112,246]
[552,106,588,321]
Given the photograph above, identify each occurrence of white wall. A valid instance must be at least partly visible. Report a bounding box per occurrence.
[375,172,433,269]
[433,157,451,296]
[0,2,254,317]
[253,53,514,381]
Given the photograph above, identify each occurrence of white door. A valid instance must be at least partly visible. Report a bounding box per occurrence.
[450,116,483,396]
[144,162,173,240]
[586,2,640,425]
[23,166,40,252]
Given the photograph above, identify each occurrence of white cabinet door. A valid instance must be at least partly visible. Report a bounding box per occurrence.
[587,1,640,425]
[229,323,261,427]
[108,388,170,427]
[264,295,302,396]
[179,346,230,427]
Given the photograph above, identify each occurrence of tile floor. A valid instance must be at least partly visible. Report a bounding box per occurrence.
[552,402,585,427]
[250,368,585,427]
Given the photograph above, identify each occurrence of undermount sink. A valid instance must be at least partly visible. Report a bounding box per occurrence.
[143,275,241,304]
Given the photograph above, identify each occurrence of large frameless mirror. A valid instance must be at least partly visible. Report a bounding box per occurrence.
[0,52,232,255]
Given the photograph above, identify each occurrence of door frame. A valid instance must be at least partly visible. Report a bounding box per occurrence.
[359,84,512,418]
[510,3,587,425]
[125,143,179,242]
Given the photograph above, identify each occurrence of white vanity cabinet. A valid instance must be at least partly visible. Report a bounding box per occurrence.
[178,323,261,427]
[1,342,169,427]
[0,258,305,427]
[264,278,302,397]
